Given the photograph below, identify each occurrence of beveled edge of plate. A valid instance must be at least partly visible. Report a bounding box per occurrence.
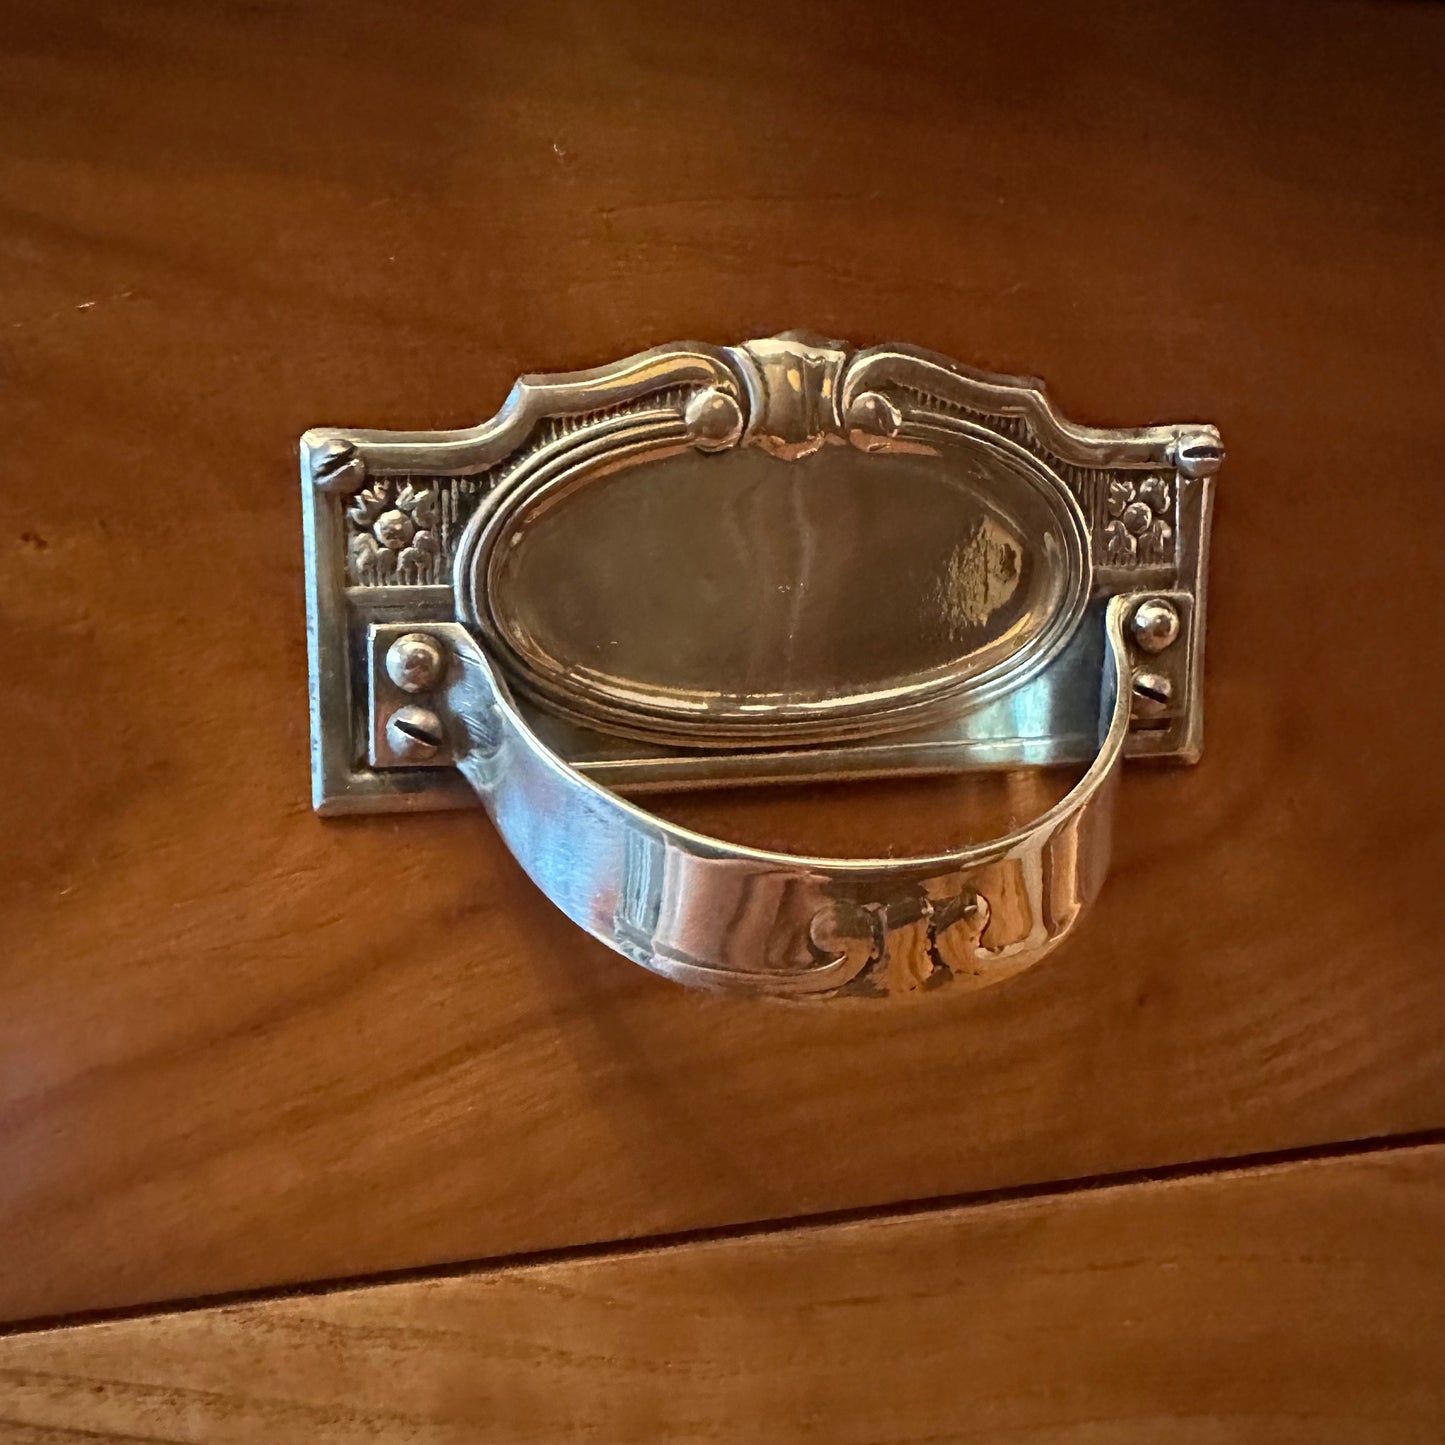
[456,416,1092,749]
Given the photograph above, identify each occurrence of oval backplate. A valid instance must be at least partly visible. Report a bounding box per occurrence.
[460,422,1090,747]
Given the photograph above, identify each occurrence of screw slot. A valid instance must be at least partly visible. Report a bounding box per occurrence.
[385,704,445,762]
[1131,671,1174,721]
[393,718,440,745]
[1174,431,1225,479]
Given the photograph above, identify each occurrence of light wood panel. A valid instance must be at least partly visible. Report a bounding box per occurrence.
[3,1143,1443,1443]
[2,0,1444,1322]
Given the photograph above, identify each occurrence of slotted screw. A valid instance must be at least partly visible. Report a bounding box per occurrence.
[386,705,445,761]
[1131,672,1174,719]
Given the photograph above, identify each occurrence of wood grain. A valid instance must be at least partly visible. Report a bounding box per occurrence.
[2,0,1445,1322]
[3,1143,1443,1443]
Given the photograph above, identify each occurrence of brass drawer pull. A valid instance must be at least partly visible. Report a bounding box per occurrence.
[302,333,1222,999]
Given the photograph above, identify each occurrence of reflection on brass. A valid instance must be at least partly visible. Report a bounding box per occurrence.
[937,516,1022,638]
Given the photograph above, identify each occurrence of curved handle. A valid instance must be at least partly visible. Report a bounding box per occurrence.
[428,596,1136,1001]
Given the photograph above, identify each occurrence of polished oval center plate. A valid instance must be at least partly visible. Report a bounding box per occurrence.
[462,425,1090,747]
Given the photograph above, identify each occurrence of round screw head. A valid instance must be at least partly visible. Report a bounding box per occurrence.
[1130,598,1181,654]
[385,704,445,761]
[385,632,447,693]
[1131,671,1174,719]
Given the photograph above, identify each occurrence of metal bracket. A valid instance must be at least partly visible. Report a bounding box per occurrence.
[303,333,1220,817]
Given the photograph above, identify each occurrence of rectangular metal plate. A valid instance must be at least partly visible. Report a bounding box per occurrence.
[303,336,1215,814]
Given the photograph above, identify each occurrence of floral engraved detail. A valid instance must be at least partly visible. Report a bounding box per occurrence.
[1102,474,1173,566]
[346,479,444,585]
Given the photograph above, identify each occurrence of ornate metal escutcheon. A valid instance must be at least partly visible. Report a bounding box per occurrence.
[302,333,1222,999]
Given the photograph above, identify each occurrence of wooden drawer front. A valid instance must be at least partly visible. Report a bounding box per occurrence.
[2,0,1443,1322]
[3,1144,1443,1443]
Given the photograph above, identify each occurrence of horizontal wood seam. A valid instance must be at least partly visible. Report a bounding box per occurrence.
[7,1125,1444,1342]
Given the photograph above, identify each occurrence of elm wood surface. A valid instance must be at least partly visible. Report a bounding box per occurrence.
[3,1143,1444,1444]
[3,0,1445,1322]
